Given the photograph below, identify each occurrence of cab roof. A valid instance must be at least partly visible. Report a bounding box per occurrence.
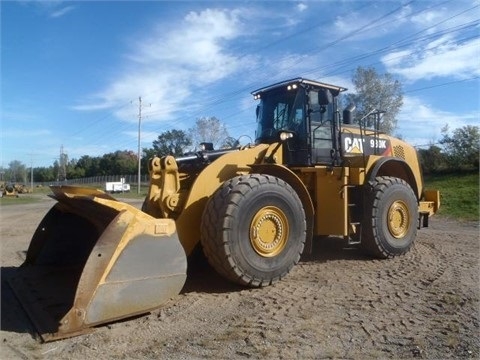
[251,77,347,96]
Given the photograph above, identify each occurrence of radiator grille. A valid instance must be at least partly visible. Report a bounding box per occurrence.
[393,145,405,159]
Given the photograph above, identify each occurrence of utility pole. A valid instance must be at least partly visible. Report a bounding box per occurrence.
[137,96,142,195]
[30,154,33,192]
[58,145,67,182]
[135,96,151,194]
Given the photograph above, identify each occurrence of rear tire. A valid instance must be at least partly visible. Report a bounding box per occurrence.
[201,174,306,287]
[362,176,418,258]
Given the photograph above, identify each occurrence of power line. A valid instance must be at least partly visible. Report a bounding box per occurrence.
[405,76,480,94]
[140,0,473,128]
[137,1,418,123]
[48,1,479,162]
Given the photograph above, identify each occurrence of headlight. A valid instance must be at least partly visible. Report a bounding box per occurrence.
[279,132,294,141]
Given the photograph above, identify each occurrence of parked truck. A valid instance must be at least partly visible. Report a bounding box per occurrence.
[105,181,130,193]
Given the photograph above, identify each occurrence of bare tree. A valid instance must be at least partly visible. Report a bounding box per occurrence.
[189,117,230,150]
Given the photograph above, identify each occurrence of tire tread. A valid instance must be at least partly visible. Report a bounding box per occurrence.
[362,176,417,259]
[201,174,305,287]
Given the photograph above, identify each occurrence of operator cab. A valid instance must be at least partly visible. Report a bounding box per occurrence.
[252,78,346,166]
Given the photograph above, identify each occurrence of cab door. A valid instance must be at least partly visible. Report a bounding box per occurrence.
[309,89,335,165]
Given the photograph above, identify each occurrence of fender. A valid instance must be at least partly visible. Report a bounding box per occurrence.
[250,163,315,254]
[366,157,419,199]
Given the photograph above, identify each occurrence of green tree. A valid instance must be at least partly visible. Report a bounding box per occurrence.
[344,66,403,134]
[99,150,137,175]
[140,130,192,175]
[99,153,115,175]
[440,125,479,170]
[142,148,157,173]
[112,150,137,174]
[76,155,101,177]
[6,160,27,183]
[418,145,447,174]
[189,117,229,149]
[66,159,85,179]
[151,129,192,157]
[52,160,60,181]
[33,167,55,182]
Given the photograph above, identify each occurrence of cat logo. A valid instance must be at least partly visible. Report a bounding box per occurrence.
[344,136,364,154]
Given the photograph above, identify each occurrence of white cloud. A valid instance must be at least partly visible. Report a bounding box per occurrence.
[410,8,445,31]
[397,96,479,146]
[297,3,308,12]
[383,37,480,82]
[19,1,76,18]
[75,8,248,123]
[50,5,75,18]
[409,4,480,35]
[332,3,412,42]
[383,1,480,82]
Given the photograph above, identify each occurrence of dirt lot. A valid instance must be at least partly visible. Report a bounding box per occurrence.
[1,195,479,359]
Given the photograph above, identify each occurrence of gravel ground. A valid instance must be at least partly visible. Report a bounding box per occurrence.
[1,196,478,359]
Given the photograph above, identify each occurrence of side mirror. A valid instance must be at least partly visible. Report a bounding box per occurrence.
[343,104,356,124]
[200,142,214,151]
[318,89,333,105]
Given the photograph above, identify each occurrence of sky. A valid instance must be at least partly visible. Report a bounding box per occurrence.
[1,0,479,168]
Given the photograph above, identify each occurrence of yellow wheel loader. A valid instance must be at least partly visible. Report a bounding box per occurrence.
[9,78,440,341]
[2,183,19,198]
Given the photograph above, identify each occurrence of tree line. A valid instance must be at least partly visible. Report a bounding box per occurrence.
[418,125,479,174]
[2,122,477,184]
[1,67,477,183]
[1,117,234,183]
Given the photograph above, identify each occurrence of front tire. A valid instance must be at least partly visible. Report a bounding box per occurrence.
[362,176,418,259]
[201,174,306,287]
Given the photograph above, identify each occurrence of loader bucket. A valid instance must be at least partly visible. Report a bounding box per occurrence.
[8,186,187,342]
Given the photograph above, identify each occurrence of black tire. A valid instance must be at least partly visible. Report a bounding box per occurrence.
[362,176,418,259]
[201,174,306,287]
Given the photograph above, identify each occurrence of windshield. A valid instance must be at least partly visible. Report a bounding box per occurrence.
[255,88,305,143]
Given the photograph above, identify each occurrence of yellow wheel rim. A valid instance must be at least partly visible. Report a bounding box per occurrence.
[250,206,289,257]
[387,200,410,239]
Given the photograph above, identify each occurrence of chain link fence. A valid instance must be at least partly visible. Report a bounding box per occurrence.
[36,174,150,190]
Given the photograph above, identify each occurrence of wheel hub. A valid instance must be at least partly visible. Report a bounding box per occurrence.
[250,206,288,257]
[387,200,410,239]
